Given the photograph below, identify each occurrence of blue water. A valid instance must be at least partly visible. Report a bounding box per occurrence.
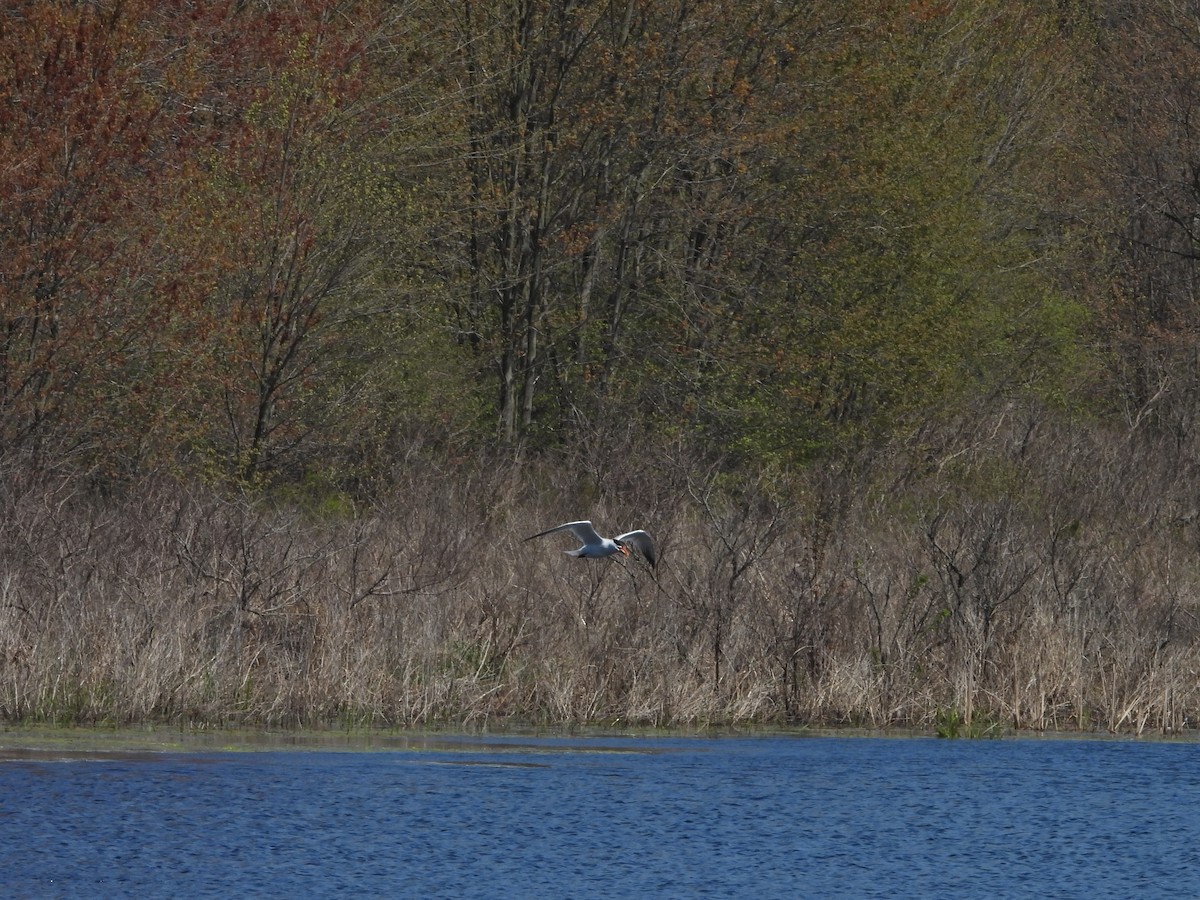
[1,733,1197,898]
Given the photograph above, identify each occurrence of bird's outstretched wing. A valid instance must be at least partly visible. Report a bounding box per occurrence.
[525,520,603,545]
[616,530,658,567]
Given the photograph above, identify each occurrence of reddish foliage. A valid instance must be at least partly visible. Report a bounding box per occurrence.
[0,0,378,474]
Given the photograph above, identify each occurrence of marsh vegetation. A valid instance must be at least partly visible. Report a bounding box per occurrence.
[4,404,1198,735]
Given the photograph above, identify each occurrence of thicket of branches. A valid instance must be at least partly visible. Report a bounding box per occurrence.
[3,1,1200,732]
[3,411,1198,733]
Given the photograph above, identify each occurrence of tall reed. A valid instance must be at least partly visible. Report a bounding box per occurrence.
[1,408,1198,733]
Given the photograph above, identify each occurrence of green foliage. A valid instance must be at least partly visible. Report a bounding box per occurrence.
[700,0,1097,469]
[935,707,1003,740]
[268,472,356,521]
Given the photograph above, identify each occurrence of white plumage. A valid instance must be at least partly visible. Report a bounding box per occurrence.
[525,520,658,568]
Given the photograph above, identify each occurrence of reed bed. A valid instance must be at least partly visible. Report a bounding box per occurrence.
[2,411,1199,735]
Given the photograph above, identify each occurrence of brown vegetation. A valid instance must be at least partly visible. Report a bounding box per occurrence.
[2,405,1197,735]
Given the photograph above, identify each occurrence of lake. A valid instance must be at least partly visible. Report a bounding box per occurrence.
[1,731,1197,898]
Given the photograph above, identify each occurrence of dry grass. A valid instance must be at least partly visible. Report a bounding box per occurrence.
[2,409,1200,735]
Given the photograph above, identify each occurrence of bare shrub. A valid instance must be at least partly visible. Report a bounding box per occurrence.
[3,404,1200,733]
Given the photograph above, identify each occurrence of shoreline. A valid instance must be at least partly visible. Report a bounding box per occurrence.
[2,721,1197,759]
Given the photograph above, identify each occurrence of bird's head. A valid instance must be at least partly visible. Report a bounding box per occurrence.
[617,542,631,558]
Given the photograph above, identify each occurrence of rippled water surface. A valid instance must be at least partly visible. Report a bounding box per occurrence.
[2,732,1198,898]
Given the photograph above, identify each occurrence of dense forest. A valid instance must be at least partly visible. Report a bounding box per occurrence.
[3,0,1200,734]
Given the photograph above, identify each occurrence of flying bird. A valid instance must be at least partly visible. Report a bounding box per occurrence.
[525,520,658,568]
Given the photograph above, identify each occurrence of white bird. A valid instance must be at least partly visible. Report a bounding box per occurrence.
[525,520,658,568]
